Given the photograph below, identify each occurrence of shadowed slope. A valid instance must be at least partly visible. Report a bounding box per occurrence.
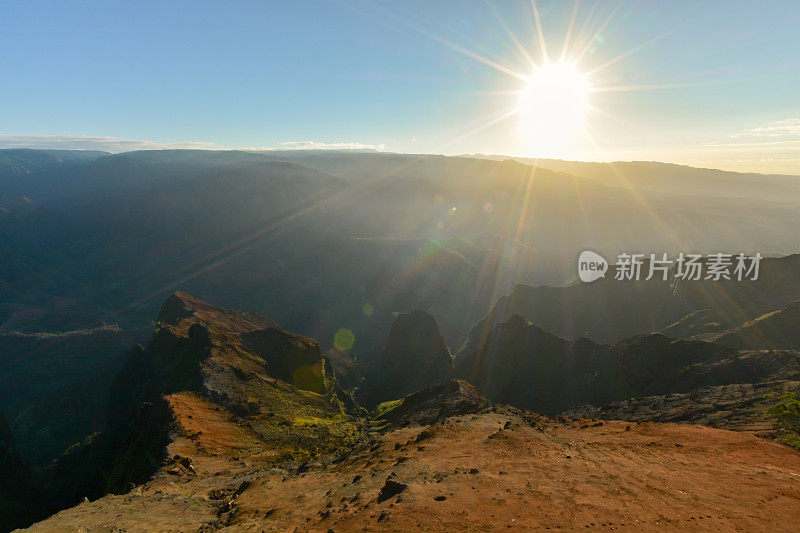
[371,379,490,428]
[712,299,800,349]
[463,254,800,349]
[456,314,800,414]
[357,310,454,408]
[44,292,362,514]
[0,411,46,531]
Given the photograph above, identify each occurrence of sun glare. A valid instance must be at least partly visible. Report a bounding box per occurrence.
[517,62,589,158]
[395,1,664,159]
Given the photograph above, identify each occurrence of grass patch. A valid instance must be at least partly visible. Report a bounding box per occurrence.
[373,399,404,418]
[367,398,405,433]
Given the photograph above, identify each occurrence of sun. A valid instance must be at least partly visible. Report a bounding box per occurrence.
[400,1,652,158]
[517,61,589,158]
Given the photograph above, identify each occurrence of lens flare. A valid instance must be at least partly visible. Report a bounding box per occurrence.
[333,328,355,351]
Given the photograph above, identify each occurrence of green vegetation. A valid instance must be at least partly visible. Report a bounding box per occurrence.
[249,406,363,463]
[373,398,404,419]
[233,362,365,462]
[764,392,800,449]
[368,398,405,432]
[291,364,324,393]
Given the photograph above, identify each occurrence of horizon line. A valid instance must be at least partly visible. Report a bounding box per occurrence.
[2,144,799,178]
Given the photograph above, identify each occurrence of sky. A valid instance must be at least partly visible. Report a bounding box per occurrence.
[2,0,799,174]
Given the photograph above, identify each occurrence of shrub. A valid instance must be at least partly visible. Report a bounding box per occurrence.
[764,392,800,450]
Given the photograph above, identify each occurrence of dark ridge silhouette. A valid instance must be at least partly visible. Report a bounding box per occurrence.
[357,310,454,408]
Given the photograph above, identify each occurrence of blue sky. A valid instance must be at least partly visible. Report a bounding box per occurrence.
[2,0,799,173]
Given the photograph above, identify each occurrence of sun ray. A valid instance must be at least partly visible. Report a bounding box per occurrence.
[587,82,708,93]
[488,1,539,69]
[573,0,601,48]
[417,27,528,81]
[584,103,635,128]
[560,0,580,62]
[578,128,689,252]
[440,106,521,150]
[573,0,623,65]
[584,28,675,77]
[454,89,527,97]
[341,0,528,81]
[530,0,549,64]
[351,0,695,162]
[98,101,527,323]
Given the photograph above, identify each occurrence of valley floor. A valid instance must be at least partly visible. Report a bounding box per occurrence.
[26,409,800,532]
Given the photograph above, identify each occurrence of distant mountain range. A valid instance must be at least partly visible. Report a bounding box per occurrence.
[475,155,800,202]
[3,149,799,352]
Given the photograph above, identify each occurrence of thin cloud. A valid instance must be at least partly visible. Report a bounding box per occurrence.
[276,141,386,151]
[0,134,387,153]
[730,118,800,139]
[0,134,217,152]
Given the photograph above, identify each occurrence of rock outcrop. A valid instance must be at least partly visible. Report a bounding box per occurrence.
[44,292,362,513]
[357,310,454,407]
[371,379,490,427]
[456,314,800,414]
[563,379,800,435]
